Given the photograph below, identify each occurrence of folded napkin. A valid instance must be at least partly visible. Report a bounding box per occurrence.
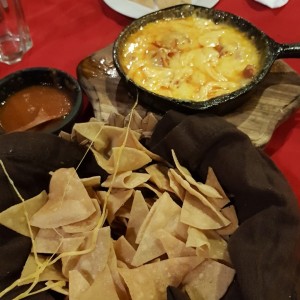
[148,110,300,300]
[254,0,289,8]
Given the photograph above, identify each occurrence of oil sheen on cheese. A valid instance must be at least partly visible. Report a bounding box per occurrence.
[120,16,261,102]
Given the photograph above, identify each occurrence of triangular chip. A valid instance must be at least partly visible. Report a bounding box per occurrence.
[205,167,239,235]
[73,226,111,281]
[186,227,230,262]
[182,259,235,300]
[131,192,181,266]
[69,270,90,300]
[0,191,47,237]
[30,168,96,228]
[62,198,101,233]
[61,233,91,278]
[181,192,228,230]
[138,182,163,198]
[171,150,222,199]
[98,189,133,224]
[119,256,203,300]
[168,169,186,200]
[72,122,160,174]
[170,168,230,228]
[114,235,136,267]
[101,171,150,189]
[107,242,131,300]
[145,163,173,193]
[19,253,66,286]
[125,190,150,248]
[92,147,152,174]
[109,147,152,173]
[34,228,84,254]
[186,227,209,249]
[79,265,120,300]
[80,176,101,187]
[156,229,196,258]
[45,280,68,295]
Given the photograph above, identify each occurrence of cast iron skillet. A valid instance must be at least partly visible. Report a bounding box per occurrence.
[113,4,300,115]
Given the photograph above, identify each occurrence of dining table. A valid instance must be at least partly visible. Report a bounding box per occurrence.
[0,0,299,206]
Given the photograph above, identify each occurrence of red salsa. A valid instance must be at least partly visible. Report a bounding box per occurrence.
[0,85,72,133]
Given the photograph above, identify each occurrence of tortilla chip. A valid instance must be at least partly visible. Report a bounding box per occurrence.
[156,229,196,258]
[107,112,126,128]
[114,235,136,267]
[131,192,181,266]
[45,280,68,295]
[119,256,203,300]
[182,259,235,300]
[72,122,125,151]
[203,230,230,262]
[107,243,131,300]
[168,169,186,200]
[69,270,90,300]
[19,254,66,286]
[34,228,85,254]
[72,122,160,174]
[114,128,161,161]
[181,192,228,230]
[125,109,143,131]
[62,198,101,233]
[0,191,47,237]
[98,189,133,224]
[145,164,173,193]
[125,190,150,248]
[101,171,150,189]
[114,203,132,219]
[171,150,222,199]
[80,176,101,187]
[30,168,96,228]
[170,168,230,228]
[74,226,111,281]
[186,227,209,249]
[138,182,163,198]
[205,167,239,236]
[79,265,120,300]
[108,147,152,173]
[140,112,159,134]
[186,227,230,262]
[61,233,92,278]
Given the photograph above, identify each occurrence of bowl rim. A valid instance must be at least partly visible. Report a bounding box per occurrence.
[0,66,83,134]
[112,4,278,114]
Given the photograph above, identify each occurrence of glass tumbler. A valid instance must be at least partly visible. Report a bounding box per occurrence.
[0,0,32,65]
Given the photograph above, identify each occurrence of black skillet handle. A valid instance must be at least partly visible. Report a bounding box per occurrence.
[276,42,300,58]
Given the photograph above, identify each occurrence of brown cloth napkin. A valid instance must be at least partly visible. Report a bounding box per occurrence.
[0,132,105,300]
[148,110,300,300]
[0,112,299,300]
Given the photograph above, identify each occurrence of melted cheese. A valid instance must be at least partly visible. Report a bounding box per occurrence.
[120,16,261,102]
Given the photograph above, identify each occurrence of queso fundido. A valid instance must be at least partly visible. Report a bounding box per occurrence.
[119,16,261,102]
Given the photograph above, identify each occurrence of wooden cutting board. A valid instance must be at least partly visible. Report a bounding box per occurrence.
[77,44,300,147]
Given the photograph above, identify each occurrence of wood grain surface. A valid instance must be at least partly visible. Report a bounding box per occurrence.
[77,44,300,147]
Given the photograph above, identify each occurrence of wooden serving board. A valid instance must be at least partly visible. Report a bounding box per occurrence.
[77,44,300,147]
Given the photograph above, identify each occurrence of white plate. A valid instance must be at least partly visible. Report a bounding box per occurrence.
[103,0,219,19]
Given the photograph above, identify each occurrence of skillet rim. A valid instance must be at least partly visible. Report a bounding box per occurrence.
[112,4,280,115]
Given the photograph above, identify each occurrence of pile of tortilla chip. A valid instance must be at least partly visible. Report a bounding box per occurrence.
[0,121,238,300]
